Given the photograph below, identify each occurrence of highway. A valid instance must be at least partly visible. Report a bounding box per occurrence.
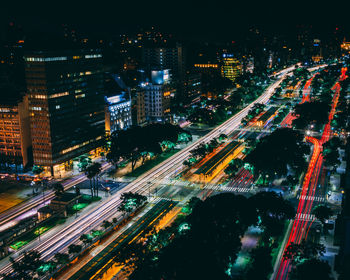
[0,63,301,232]
[274,68,347,280]
[0,162,111,232]
[0,65,296,277]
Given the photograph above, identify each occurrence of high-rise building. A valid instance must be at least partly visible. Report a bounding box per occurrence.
[104,74,132,134]
[0,93,31,168]
[184,73,201,99]
[311,39,323,62]
[220,54,242,82]
[105,94,132,134]
[24,50,105,175]
[142,43,185,80]
[131,86,146,126]
[144,70,174,123]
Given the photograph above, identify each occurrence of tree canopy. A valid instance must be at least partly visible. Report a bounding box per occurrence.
[107,124,190,171]
[245,128,309,181]
[292,101,330,129]
[118,192,147,214]
[290,258,333,280]
[129,192,294,280]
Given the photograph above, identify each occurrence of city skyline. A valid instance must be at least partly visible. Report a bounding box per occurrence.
[1,4,350,280]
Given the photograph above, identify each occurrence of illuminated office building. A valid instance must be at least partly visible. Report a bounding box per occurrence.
[105,94,131,134]
[144,70,174,122]
[220,54,242,82]
[311,39,323,62]
[104,73,132,134]
[0,94,31,168]
[131,86,146,126]
[142,43,185,79]
[24,50,105,175]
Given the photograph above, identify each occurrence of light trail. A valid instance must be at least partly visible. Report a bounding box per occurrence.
[0,67,295,278]
[275,67,347,280]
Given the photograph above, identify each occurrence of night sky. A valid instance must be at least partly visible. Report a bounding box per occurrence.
[2,0,350,41]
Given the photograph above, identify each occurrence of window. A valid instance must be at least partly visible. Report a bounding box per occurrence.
[25,56,67,62]
[84,54,102,59]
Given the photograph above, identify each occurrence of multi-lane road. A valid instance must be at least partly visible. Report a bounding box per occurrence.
[0,65,297,277]
[0,162,111,232]
[274,68,347,280]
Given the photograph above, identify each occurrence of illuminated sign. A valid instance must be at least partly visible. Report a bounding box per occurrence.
[151,69,170,85]
[222,54,234,58]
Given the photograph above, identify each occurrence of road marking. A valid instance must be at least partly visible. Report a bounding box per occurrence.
[295,213,315,221]
[296,195,325,202]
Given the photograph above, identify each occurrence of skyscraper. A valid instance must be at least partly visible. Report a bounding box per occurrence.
[142,43,185,80]
[220,54,242,82]
[24,50,105,175]
[144,70,174,123]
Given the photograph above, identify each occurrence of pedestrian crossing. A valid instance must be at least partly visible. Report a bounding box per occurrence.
[296,195,325,202]
[223,187,251,193]
[151,196,175,204]
[204,185,251,193]
[295,213,315,221]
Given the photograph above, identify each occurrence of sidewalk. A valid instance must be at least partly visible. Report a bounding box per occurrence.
[319,222,339,279]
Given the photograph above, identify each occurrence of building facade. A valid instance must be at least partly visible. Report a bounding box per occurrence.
[131,86,146,126]
[105,93,132,134]
[0,95,31,168]
[220,54,242,82]
[142,43,185,80]
[143,69,174,122]
[24,50,105,175]
[144,84,173,123]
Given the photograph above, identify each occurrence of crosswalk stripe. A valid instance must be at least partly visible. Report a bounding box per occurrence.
[296,195,325,202]
[295,213,315,221]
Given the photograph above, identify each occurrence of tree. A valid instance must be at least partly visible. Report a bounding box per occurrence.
[245,246,272,280]
[102,220,112,230]
[85,162,102,197]
[80,234,92,246]
[32,165,44,176]
[77,155,91,172]
[284,240,325,265]
[9,250,43,280]
[312,205,333,226]
[53,183,64,197]
[91,162,102,197]
[190,143,209,159]
[292,101,330,129]
[219,133,228,140]
[107,124,188,171]
[54,252,70,265]
[68,244,82,255]
[290,258,333,280]
[187,197,202,213]
[224,159,244,177]
[323,150,341,170]
[245,128,309,182]
[118,192,147,214]
[249,191,295,237]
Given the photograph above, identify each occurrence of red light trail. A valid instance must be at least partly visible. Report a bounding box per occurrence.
[275,68,347,280]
